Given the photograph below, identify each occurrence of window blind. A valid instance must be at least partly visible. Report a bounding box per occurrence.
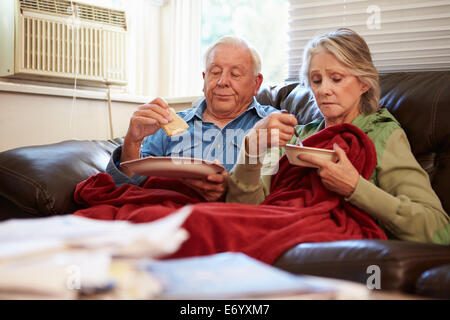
[287,0,450,81]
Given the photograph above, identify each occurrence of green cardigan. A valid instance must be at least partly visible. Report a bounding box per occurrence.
[226,108,450,245]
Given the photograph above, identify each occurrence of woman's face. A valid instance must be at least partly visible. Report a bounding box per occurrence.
[309,50,369,126]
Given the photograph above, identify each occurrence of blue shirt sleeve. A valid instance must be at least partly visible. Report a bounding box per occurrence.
[106,128,174,187]
[105,146,148,187]
[141,129,169,157]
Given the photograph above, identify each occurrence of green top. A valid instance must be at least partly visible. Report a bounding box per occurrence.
[227,108,450,244]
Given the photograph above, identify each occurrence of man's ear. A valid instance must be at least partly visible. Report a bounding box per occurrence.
[253,73,264,95]
[202,71,206,80]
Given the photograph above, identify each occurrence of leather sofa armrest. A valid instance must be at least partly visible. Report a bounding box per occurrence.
[415,264,450,299]
[0,138,123,217]
[273,239,450,293]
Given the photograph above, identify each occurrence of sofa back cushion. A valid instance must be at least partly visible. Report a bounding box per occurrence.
[379,72,450,215]
[0,139,122,217]
[257,71,450,215]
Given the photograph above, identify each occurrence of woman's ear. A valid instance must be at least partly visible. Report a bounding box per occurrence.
[360,81,370,94]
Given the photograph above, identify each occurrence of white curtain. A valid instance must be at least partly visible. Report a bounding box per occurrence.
[287,0,450,81]
[124,0,163,97]
[83,0,203,98]
[161,0,203,98]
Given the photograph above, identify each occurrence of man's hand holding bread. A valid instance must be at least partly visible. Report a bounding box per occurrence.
[121,98,186,168]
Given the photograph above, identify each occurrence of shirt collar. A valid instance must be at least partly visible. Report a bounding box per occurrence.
[247,97,268,119]
[183,98,206,122]
[184,97,267,122]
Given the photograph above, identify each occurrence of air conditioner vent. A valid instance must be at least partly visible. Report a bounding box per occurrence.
[19,0,73,16]
[19,0,127,28]
[76,4,126,28]
[9,0,128,86]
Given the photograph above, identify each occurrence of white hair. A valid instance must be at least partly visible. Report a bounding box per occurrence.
[203,36,262,76]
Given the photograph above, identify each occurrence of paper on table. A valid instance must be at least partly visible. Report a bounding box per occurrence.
[0,206,192,299]
[69,205,192,258]
[0,249,111,299]
[0,248,168,300]
[0,205,192,260]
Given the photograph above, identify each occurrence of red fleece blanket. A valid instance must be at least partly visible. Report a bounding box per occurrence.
[74,123,387,264]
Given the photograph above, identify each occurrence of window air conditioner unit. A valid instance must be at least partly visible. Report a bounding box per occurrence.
[0,0,127,86]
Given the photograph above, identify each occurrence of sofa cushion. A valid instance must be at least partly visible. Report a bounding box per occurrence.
[0,138,122,217]
[0,194,38,221]
[273,239,450,293]
[379,71,450,215]
[415,264,450,299]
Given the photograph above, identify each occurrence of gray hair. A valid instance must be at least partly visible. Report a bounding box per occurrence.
[300,28,380,115]
[203,36,262,76]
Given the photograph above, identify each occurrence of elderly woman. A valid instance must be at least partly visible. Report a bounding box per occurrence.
[227,28,449,244]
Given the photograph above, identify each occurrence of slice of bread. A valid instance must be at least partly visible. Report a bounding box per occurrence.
[161,108,189,136]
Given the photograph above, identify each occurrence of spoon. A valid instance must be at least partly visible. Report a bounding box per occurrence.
[281,110,302,146]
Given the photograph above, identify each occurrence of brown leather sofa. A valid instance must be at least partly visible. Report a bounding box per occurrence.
[0,71,449,298]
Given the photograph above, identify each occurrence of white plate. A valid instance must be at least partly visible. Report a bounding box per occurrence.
[285,144,337,168]
[120,156,225,179]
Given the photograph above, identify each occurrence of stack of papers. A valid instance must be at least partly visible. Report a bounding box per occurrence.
[0,206,192,299]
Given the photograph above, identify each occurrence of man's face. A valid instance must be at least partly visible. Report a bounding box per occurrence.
[203,44,263,117]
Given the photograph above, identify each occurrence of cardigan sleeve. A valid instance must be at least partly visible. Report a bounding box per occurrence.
[226,140,282,204]
[346,128,450,244]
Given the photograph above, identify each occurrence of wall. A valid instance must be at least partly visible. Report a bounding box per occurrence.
[0,88,196,152]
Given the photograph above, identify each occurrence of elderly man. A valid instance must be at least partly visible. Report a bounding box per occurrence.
[106,36,278,201]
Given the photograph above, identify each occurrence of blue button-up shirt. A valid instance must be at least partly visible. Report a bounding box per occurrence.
[107,97,278,186]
